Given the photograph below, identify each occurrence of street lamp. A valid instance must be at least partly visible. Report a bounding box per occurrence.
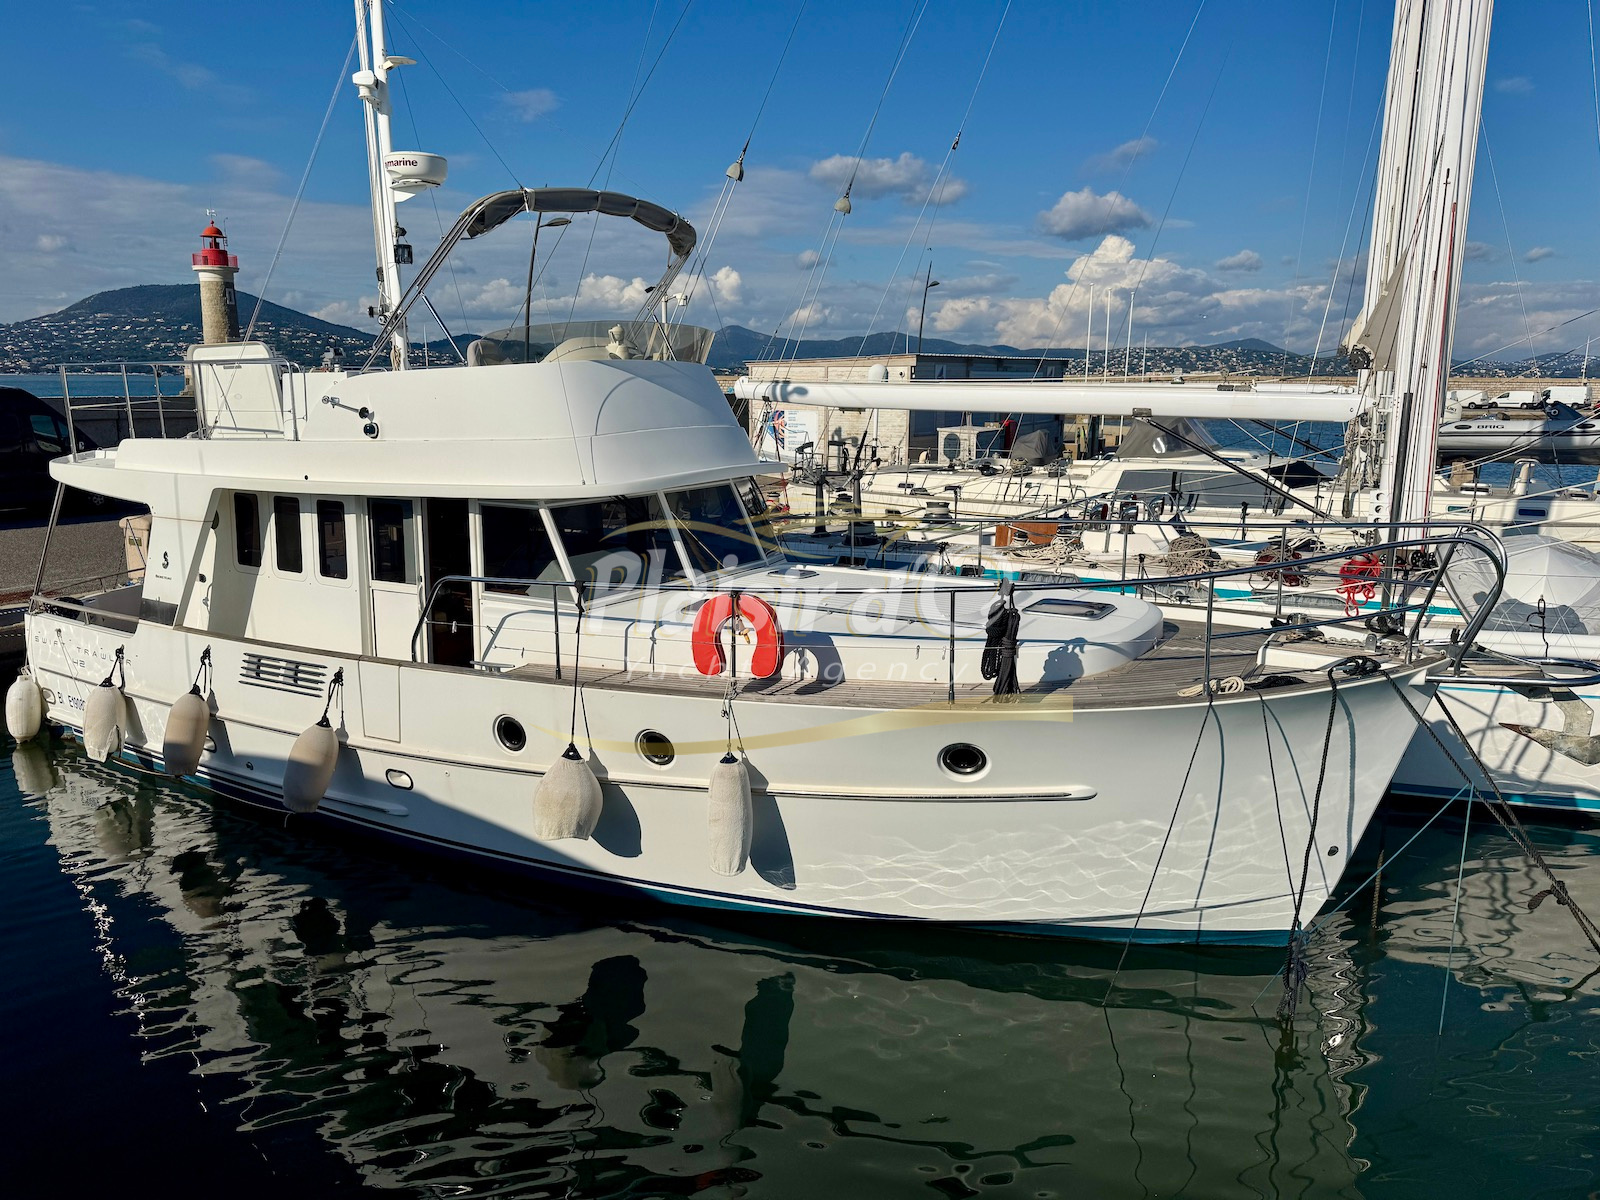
[524,215,572,360]
[917,264,941,357]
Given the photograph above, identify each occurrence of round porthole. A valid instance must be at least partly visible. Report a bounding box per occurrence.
[636,730,675,766]
[939,743,987,778]
[494,715,527,753]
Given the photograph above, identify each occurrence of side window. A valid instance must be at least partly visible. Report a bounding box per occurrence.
[369,499,414,584]
[481,505,562,594]
[273,496,303,573]
[234,493,262,568]
[316,501,348,579]
[29,412,66,455]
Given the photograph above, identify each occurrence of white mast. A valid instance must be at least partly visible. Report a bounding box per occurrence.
[353,0,411,370]
[1346,0,1493,524]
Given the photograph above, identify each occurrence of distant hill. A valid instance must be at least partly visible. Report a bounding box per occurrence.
[0,286,1576,379]
[0,285,376,370]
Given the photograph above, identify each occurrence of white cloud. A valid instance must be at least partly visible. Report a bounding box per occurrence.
[127,39,250,103]
[35,234,67,253]
[1084,136,1158,175]
[710,265,743,305]
[1215,249,1262,272]
[1524,246,1555,263]
[1463,241,1499,263]
[576,273,653,309]
[808,152,966,206]
[1037,188,1153,241]
[210,154,282,189]
[503,88,559,122]
[796,248,820,269]
[1494,76,1534,95]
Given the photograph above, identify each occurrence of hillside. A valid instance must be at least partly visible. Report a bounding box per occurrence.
[0,285,376,370]
[0,286,1576,378]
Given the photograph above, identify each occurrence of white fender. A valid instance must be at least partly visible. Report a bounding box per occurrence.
[5,669,43,742]
[283,720,340,813]
[83,683,126,763]
[162,689,210,777]
[707,753,753,876]
[533,744,604,840]
[12,743,56,795]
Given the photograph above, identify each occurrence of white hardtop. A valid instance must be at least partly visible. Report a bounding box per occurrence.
[53,355,770,509]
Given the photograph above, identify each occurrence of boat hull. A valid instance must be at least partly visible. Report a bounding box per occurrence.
[22,612,1431,943]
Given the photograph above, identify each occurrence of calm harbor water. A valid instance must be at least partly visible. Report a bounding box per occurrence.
[4,732,1600,1198]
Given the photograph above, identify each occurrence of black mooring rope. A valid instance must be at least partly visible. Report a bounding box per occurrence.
[1278,667,1343,1021]
[1382,672,1600,957]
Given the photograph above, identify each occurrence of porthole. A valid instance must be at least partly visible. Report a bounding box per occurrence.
[939,743,987,778]
[636,730,675,766]
[495,715,527,753]
[385,768,414,790]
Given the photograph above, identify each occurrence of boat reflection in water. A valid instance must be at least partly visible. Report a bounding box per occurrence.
[20,740,1599,1199]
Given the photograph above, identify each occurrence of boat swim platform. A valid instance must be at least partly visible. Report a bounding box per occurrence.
[501,622,1420,711]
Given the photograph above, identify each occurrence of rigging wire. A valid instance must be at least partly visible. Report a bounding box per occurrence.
[1479,124,1534,351]
[763,0,932,370]
[853,0,1013,356]
[397,15,524,188]
[1278,0,1342,376]
[567,0,695,333]
[243,35,359,345]
[675,0,810,325]
[1028,0,1209,380]
[1308,84,1385,373]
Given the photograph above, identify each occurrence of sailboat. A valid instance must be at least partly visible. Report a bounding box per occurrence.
[4,0,1496,943]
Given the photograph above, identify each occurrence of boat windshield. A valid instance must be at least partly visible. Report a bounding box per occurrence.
[549,496,684,591]
[666,484,768,574]
[468,321,717,366]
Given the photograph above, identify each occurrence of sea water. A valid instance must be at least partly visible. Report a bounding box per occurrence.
[3,733,1598,1198]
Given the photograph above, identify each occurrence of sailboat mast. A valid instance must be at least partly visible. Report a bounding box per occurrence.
[1348,0,1493,525]
[353,0,409,370]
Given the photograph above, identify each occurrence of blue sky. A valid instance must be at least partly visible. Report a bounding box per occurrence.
[1,0,1595,359]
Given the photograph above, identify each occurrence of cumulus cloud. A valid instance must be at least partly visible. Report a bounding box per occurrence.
[1463,241,1499,263]
[1037,188,1152,241]
[576,273,653,309]
[1215,249,1262,272]
[1083,136,1158,175]
[808,152,966,206]
[1524,246,1555,262]
[795,248,820,269]
[709,265,743,305]
[503,88,559,122]
[1494,76,1534,94]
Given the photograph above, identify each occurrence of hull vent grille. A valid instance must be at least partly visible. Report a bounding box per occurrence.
[239,653,328,697]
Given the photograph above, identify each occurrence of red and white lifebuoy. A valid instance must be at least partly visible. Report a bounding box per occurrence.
[1336,553,1382,615]
[692,593,786,679]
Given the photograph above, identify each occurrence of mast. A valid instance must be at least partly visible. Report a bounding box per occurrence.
[353,0,410,370]
[1345,0,1494,525]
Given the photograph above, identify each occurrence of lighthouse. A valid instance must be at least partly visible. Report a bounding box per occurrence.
[191,215,240,344]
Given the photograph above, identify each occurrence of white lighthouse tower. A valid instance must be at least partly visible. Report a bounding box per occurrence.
[191,214,240,344]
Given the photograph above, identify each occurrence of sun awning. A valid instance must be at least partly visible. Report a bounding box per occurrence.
[461,188,696,261]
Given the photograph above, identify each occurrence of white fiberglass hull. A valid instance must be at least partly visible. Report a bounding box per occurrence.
[23,614,1429,943]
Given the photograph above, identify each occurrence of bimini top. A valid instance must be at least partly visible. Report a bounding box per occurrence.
[461,188,696,260]
[371,187,698,368]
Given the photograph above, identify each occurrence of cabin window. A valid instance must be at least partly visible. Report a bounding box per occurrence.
[549,495,682,590]
[481,505,562,594]
[370,499,414,584]
[273,496,303,573]
[317,501,348,579]
[233,492,262,568]
[666,484,765,574]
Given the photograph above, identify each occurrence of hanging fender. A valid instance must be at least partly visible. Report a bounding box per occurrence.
[692,593,786,679]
